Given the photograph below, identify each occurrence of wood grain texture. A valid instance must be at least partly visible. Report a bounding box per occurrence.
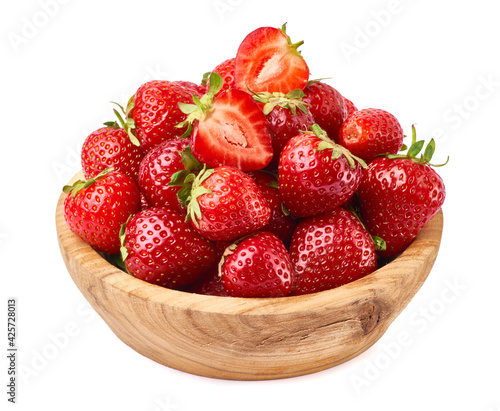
[56,171,444,380]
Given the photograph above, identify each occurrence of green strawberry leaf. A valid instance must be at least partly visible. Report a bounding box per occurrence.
[407,140,425,158]
[206,72,223,98]
[201,71,211,87]
[422,138,435,163]
[286,89,305,99]
[178,102,198,115]
[103,121,120,129]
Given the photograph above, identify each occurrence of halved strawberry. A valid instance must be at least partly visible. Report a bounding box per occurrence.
[234,24,309,94]
[178,74,273,171]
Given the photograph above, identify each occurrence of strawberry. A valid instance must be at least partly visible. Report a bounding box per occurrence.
[183,268,230,297]
[172,80,206,98]
[302,81,347,141]
[81,125,144,181]
[290,207,378,295]
[338,108,404,162]
[278,124,366,218]
[246,170,297,247]
[63,168,141,254]
[138,139,201,212]
[120,207,217,289]
[234,24,309,94]
[343,96,358,117]
[178,74,273,171]
[357,126,447,258]
[250,89,316,169]
[220,231,293,298]
[203,57,236,98]
[128,80,194,152]
[178,166,271,242]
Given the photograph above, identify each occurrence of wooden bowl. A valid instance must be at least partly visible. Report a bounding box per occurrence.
[56,171,443,381]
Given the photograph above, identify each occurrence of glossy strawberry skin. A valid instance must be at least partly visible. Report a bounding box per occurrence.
[234,26,309,94]
[173,80,206,98]
[63,172,141,254]
[130,80,193,152]
[122,207,217,289]
[193,167,271,241]
[343,96,358,117]
[302,82,347,141]
[357,157,445,258]
[190,88,273,171]
[221,231,293,298]
[338,108,404,162]
[266,105,316,169]
[290,207,377,295]
[81,127,144,181]
[206,58,236,98]
[138,138,188,213]
[278,134,363,217]
[246,170,297,247]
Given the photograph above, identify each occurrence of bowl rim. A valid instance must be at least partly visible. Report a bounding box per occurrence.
[56,171,444,317]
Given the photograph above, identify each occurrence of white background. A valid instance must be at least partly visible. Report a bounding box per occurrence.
[2,0,499,410]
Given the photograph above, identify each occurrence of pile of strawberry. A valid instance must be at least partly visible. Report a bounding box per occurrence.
[62,24,447,298]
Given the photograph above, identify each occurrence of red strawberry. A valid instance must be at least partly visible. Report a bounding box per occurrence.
[220,231,293,298]
[128,80,194,152]
[278,124,366,217]
[138,139,201,212]
[234,24,309,94]
[181,166,271,241]
[357,126,447,258]
[120,207,217,289]
[246,170,297,247]
[204,57,236,98]
[338,108,404,162]
[250,89,316,169]
[302,81,347,141]
[290,207,378,295]
[81,126,144,181]
[343,96,358,117]
[178,74,273,171]
[63,168,141,254]
[183,268,230,297]
[172,80,206,98]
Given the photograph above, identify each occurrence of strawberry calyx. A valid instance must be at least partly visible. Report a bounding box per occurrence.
[248,88,311,116]
[172,165,215,227]
[280,23,305,56]
[176,72,224,137]
[168,145,204,207]
[309,124,368,169]
[62,167,115,198]
[118,216,131,262]
[384,125,449,167]
[103,97,140,146]
[217,233,256,278]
